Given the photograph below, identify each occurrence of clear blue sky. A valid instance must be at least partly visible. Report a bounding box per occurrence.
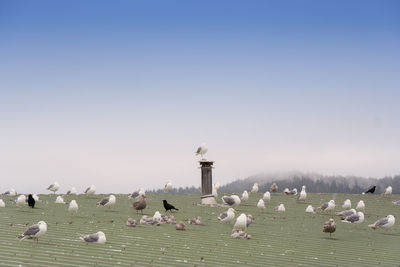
[1,1,399,193]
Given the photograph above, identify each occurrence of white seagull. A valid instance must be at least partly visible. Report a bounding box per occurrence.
[305,205,316,213]
[356,200,365,211]
[319,200,336,212]
[222,195,241,207]
[257,199,265,211]
[241,191,249,201]
[32,194,40,202]
[164,181,173,193]
[46,182,60,194]
[18,221,47,243]
[0,199,5,208]
[393,200,400,206]
[274,203,286,212]
[153,211,162,222]
[55,196,65,204]
[97,195,116,208]
[384,186,392,196]
[4,189,17,196]
[218,208,235,223]
[212,185,218,199]
[297,186,307,201]
[66,187,77,195]
[342,199,352,209]
[233,213,247,231]
[263,191,271,202]
[129,188,145,199]
[195,143,208,159]
[16,195,26,206]
[251,183,259,194]
[342,211,364,224]
[68,200,78,213]
[368,215,395,231]
[84,185,96,195]
[80,231,106,243]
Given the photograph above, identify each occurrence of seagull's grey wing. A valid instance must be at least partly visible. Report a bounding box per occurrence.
[345,214,360,223]
[98,197,109,206]
[84,187,90,193]
[375,217,389,227]
[195,147,201,154]
[66,190,71,195]
[222,196,235,206]
[219,212,228,220]
[83,233,99,242]
[23,224,40,236]
[47,184,54,190]
[4,191,10,195]
[321,203,328,210]
[131,191,139,198]
[393,200,400,206]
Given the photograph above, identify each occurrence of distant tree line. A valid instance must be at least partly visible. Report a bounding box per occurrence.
[218,173,400,194]
[149,172,400,194]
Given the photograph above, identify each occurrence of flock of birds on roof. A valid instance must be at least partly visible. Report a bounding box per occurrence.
[1,143,399,243]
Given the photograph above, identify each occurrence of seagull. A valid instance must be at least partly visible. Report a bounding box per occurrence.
[55,196,66,204]
[133,195,147,214]
[356,200,365,211]
[231,229,252,239]
[323,218,336,237]
[32,194,40,202]
[4,189,17,196]
[27,194,35,208]
[305,205,316,213]
[195,143,208,160]
[263,191,271,201]
[342,199,352,209]
[153,211,162,222]
[212,185,218,199]
[284,188,297,195]
[368,215,395,231]
[80,231,106,243]
[164,181,173,193]
[18,221,47,243]
[222,195,241,207]
[16,195,26,206]
[257,199,265,211]
[214,183,220,190]
[97,195,116,208]
[126,217,138,227]
[342,212,364,224]
[163,200,179,212]
[319,200,335,212]
[384,186,392,196]
[218,208,235,223]
[251,183,259,194]
[274,204,286,212]
[0,199,5,208]
[68,200,78,213]
[336,209,356,218]
[297,186,307,201]
[233,213,247,231]
[84,185,96,195]
[46,182,60,194]
[66,187,77,195]
[129,188,145,199]
[246,214,254,227]
[392,200,400,206]
[364,185,376,194]
[270,183,278,193]
[176,221,187,230]
[241,191,249,201]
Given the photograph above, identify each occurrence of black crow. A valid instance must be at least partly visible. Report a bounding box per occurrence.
[163,200,179,212]
[27,194,35,208]
[364,186,376,194]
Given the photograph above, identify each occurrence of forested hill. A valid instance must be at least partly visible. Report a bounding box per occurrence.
[218,172,400,194]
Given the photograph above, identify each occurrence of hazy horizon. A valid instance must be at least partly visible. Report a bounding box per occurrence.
[1,1,399,194]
